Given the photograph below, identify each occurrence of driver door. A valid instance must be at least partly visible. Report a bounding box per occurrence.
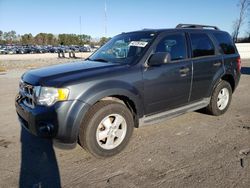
[143,32,192,115]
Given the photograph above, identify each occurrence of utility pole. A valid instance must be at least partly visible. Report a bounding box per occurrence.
[79,16,82,44]
[104,0,107,37]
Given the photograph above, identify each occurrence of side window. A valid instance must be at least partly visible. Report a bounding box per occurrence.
[155,33,187,61]
[190,33,215,58]
[213,33,236,54]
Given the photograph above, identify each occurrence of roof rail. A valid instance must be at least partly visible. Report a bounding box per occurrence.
[176,24,220,30]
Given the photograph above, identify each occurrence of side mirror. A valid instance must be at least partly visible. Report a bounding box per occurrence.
[148,52,171,66]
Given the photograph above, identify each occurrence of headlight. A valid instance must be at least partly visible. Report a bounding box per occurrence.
[35,86,69,106]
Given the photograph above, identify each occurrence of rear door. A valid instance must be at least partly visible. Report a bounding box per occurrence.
[188,32,224,102]
[143,32,192,115]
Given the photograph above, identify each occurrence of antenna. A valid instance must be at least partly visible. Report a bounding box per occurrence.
[104,0,107,37]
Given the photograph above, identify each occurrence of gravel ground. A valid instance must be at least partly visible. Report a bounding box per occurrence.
[0,52,92,71]
[0,55,249,188]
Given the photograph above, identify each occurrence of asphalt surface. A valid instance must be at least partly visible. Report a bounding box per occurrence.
[0,58,249,188]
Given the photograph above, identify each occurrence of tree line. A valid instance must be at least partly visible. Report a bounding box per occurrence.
[0,30,110,46]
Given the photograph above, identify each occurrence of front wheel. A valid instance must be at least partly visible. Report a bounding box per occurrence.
[79,101,134,158]
[206,80,232,116]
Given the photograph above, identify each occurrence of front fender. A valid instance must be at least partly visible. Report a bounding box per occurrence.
[78,80,144,118]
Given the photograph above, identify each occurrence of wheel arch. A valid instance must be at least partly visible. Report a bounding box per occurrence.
[77,80,144,127]
[221,74,235,93]
[99,95,140,128]
[209,72,235,97]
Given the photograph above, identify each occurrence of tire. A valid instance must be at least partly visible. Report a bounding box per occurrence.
[79,100,134,158]
[206,80,232,116]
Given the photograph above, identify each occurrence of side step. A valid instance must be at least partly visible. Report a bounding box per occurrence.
[139,98,210,127]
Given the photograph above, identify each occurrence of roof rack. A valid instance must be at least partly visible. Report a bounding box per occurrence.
[176,24,220,30]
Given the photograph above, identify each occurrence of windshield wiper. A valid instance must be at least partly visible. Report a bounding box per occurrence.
[89,58,109,62]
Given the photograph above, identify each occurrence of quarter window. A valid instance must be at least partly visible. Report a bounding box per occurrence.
[213,33,236,55]
[190,33,215,58]
[155,33,187,61]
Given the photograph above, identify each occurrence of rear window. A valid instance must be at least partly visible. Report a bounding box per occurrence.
[190,33,215,58]
[213,33,236,55]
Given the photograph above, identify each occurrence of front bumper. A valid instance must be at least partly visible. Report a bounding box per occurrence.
[15,93,90,144]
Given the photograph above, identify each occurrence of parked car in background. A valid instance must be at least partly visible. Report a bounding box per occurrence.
[30,46,45,53]
[15,47,26,54]
[0,46,7,54]
[15,46,32,54]
[79,46,89,52]
[0,44,94,55]
[5,46,16,54]
[47,46,59,53]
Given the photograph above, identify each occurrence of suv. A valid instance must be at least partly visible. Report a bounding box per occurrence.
[15,24,241,157]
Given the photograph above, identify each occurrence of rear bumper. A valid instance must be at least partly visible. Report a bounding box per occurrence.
[15,93,90,144]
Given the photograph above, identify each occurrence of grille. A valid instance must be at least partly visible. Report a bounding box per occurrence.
[19,80,36,108]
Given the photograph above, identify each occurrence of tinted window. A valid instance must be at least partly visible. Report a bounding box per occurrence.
[156,33,187,61]
[190,33,215,58]
[213,33,236,54]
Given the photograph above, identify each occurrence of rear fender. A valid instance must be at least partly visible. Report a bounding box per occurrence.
[207,67,225,97]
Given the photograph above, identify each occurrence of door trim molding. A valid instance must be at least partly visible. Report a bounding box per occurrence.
[139,97,210,127]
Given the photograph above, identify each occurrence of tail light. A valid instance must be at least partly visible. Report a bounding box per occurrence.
[237,57,241,72]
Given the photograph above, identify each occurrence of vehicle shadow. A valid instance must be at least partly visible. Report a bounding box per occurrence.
[241,67,250,75]
[19,127,61,188]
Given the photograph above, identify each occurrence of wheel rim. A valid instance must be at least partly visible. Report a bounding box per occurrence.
[96,114,127,150]
[217,88,229,110]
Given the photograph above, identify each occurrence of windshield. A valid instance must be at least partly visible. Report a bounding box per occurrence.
[89,32,156,64]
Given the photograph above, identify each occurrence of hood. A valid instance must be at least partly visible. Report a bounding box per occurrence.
[22,60,120,87]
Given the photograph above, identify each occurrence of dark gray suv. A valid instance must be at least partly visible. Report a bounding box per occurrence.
[15,24,241,157]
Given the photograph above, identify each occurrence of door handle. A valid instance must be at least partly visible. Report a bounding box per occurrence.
[179,67,190,74]
[213,62,222,67]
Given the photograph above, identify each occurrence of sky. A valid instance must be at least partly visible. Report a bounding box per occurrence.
[0,0,249,38]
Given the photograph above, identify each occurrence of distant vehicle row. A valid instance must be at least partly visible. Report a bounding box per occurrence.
[0,45,98,55]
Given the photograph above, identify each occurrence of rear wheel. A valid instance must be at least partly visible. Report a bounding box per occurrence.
[206,80,232,116]
[79,101,134,158]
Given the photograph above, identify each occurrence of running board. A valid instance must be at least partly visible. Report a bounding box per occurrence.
[139,98,210,126]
